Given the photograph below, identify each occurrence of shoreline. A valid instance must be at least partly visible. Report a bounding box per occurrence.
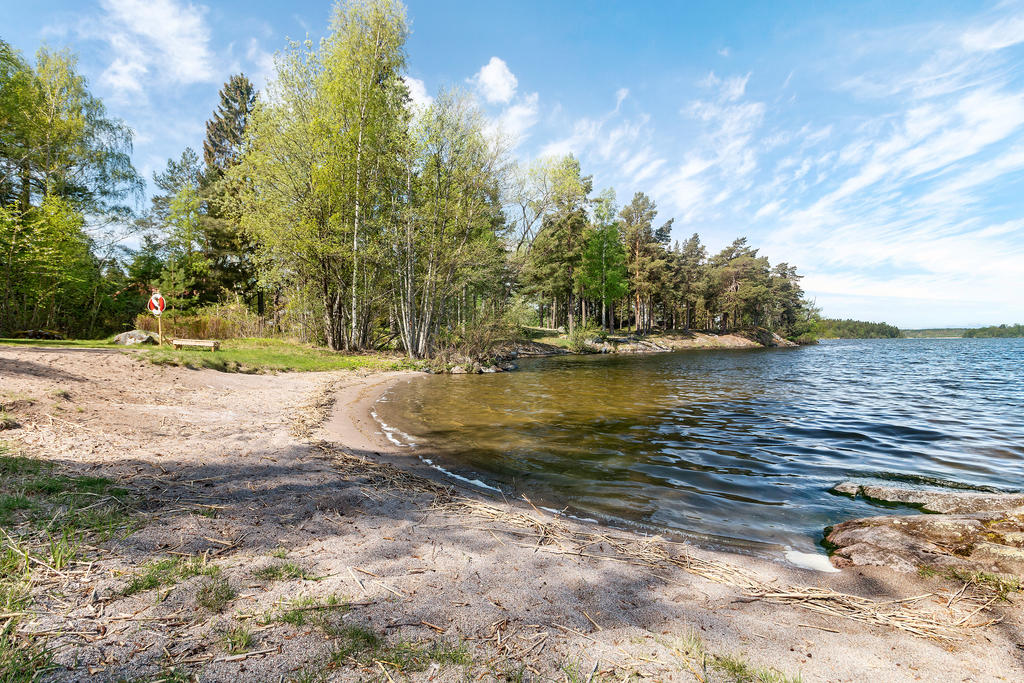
[338,369,842,572]
[341,356,1024,582]
[1,346,1021,681]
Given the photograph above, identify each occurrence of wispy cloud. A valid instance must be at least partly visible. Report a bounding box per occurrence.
[85,0,215,97]
[525,3,1024,324]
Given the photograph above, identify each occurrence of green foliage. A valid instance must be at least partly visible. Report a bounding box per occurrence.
[901,328,966,338]
[578,214,628,331]
[0,41,142,338]
[134,303,264,340]
[817,318,900,339]
[566,321,604,353]
[3,4,825,354]
[962,323,1024,338]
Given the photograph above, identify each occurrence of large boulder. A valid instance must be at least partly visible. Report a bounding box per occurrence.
[113,330,159,346]
[826,482,1024,575]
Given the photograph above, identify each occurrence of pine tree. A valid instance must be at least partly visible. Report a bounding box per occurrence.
[200,74,259,309]
[202,74,256,177]
[619,192,671,334]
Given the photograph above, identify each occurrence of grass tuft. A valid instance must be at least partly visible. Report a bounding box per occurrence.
[947,568,1021,599]
[327,623,471,674]
[0,632,53,683]
[222,624,253,654]
[122,556,220,597]
[252,561,314,582]
[197,576,236,612]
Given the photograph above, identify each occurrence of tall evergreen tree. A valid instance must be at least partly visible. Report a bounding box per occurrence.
[619,192,671,334]
[203,74,256,176]
[200,74,259,309]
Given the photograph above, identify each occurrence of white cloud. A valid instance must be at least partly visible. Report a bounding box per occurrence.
[245,38,275,90]
[961,14,1024,52]
[754,200,781,219]
[101,57,147,93]
[615,87,629,110]
[91,0,215,96]
[402,75,433,113]
[470,56,518,104]
[488,92,539,148]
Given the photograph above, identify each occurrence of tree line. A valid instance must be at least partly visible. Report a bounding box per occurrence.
[816,318,900,339]
[962,324,1024,338]
[1,0,818,356]
[0,41,144,337]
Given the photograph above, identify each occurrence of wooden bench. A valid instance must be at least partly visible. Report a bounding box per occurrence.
[171,338,221,351]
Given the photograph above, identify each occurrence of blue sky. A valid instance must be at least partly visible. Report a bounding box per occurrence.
[5,0,1024,328]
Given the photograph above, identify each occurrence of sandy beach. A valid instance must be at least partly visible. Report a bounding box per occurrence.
[1,346,1021,681]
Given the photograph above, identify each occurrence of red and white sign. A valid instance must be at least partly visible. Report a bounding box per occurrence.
[147,293,166,316]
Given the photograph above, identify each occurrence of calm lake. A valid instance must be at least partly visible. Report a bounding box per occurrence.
[374,338,1024,562]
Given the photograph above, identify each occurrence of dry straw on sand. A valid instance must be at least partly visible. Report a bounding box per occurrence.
[317,441,1005,643]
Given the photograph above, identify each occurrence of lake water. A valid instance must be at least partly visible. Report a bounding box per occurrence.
[373,339,1024,563]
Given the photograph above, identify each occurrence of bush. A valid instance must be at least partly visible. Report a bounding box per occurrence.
[567,321,603,353]
[432,313,519,363]
[135,303,264,340]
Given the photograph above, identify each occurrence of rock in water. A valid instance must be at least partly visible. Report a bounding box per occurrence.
[826,482,1024,576]
[831,481,1024,514]
[113,330,159,345]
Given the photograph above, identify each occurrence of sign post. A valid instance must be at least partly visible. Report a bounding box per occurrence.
[147,292,166,345]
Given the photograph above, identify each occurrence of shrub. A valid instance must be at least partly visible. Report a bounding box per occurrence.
[567,321,604,353]
[135,303,265,340]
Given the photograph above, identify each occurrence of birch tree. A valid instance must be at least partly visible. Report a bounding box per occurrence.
[389,90,504,358]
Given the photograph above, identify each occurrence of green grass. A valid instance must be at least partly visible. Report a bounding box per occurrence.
[1,335,425,374]
[521,327,571,349]
[267,594,347,628]
[252,561,314,582]
[196,576,236,612]
[0,447,131,539]
[666,630,802,683]
[0,494,35,526]
[327,625,471,673]
[222,624,253,654]
[0,337,118,348]
[141,337,424,374]
[0,632,53,683]
[0,450,130,541]
[46,528,79,570]
[122,556,221,597]
[0,444,141,682]
[287,670,328,683]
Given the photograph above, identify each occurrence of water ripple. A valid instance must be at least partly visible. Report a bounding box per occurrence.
[376,338,1024,555]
